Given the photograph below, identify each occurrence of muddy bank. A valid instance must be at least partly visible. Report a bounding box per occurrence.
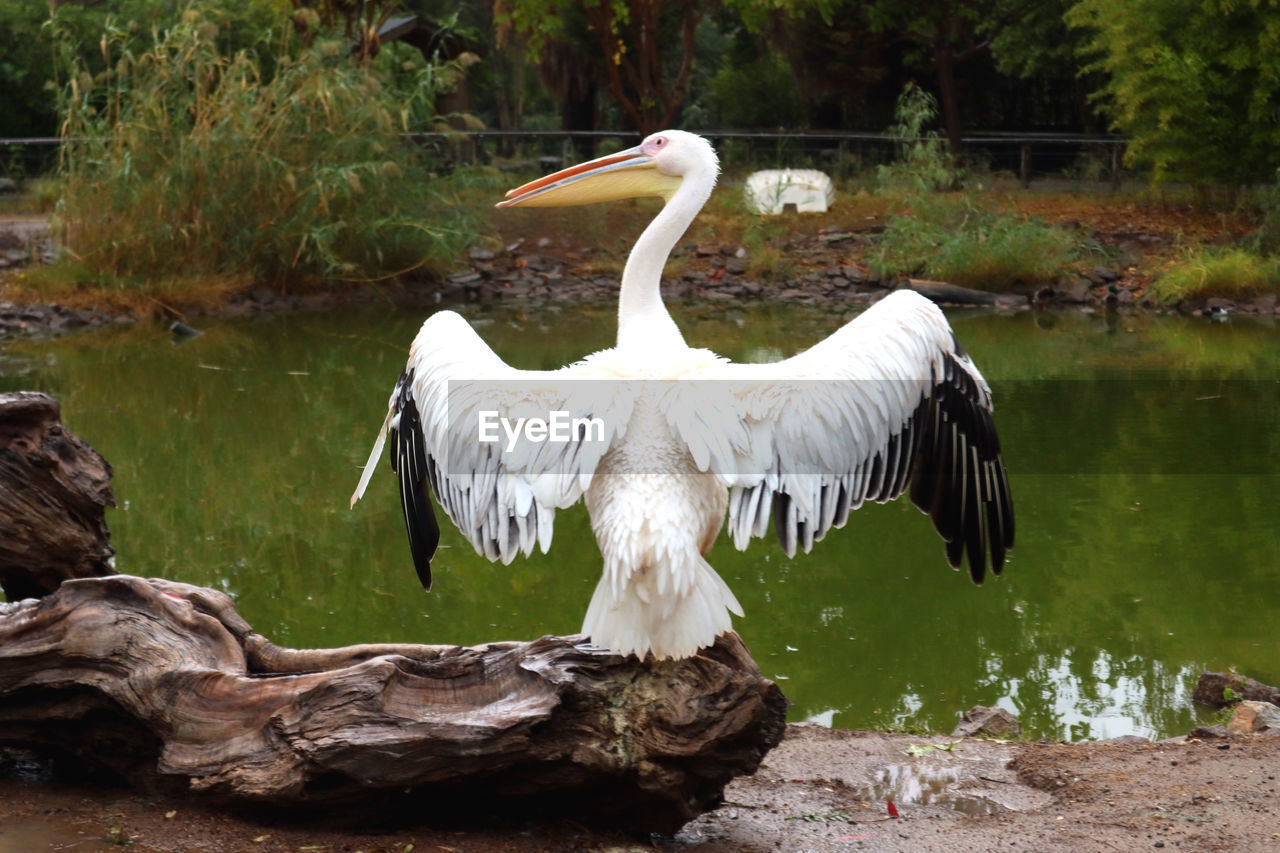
[3,212,1277,343]
[3,724,1279,852]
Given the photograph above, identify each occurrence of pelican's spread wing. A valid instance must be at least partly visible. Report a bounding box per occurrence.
[350,310,628,588]
[693,289,1014,581]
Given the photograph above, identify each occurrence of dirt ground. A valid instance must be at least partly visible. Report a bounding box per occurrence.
[2,183,1274,329]
[3,724,1279,853]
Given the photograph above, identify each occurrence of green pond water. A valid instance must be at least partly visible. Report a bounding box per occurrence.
[2,302,1277,742]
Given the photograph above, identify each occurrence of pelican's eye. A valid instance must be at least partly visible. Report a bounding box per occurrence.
[644,135,668,154]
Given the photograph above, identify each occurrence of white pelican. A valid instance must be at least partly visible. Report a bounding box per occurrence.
[351,130,1013,660]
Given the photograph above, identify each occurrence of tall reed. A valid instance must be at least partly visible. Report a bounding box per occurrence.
[53,8,476,298]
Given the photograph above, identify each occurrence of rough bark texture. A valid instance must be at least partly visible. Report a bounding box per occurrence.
[0,391,115,600]
[0,396,786,832]
[0,576,787,832]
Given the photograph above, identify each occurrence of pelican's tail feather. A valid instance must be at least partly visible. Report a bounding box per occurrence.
[582,554,744,661]
[350,407,394,508]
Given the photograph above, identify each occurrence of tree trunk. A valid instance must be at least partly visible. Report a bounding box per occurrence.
[0,577,786,832]
[0,391,114,601]
[0,395,787,833]
[935,38,963,152]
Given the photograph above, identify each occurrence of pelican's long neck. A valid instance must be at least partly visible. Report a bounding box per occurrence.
[616,168,714,351]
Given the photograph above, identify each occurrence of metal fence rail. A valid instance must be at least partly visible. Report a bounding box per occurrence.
[1,130,1126,186]
[404,129,1127,188]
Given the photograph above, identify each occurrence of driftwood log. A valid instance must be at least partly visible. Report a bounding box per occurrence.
[905,278,1030,309]
[0,577,785,831]
[0,391,115,600]
[0,393,787,833]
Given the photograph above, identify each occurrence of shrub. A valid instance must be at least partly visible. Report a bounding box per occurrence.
[1146,249,1280,305]
[1246,175,1280,258]
[871,194,1086,290]
[50,8,477,300]
[870,84,1087,290]
[876,84,959,197]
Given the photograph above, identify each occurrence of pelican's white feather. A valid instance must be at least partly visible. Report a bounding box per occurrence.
[352,130,1013,661]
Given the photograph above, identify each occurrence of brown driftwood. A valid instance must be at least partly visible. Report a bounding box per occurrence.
[906,278,1029,309]
[0,391,115,600]
[0,576,786,832]
[0,395,787,831]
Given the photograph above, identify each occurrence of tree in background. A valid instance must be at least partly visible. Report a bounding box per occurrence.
[1068,0,1280,186]
[690,7,807,130]
[0,0,280,142]
[864,0,1039,150]
[0,0,60,139]
[501,0,834,135]
[500,0,703,133]
[987,0,1096,130]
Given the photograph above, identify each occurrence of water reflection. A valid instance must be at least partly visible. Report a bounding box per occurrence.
[853,761,995,816]
[1,305,1277,741]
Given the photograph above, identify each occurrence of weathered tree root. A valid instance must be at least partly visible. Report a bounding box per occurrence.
[0,575,787,832]
[0,391,114,600]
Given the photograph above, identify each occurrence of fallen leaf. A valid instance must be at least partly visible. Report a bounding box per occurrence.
[164,810,176,819]
[887,800,899,818]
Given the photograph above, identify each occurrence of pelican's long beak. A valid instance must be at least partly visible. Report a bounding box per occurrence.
[496,145,681,208]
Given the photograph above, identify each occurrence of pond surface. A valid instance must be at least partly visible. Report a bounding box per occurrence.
[2,301,1277,741]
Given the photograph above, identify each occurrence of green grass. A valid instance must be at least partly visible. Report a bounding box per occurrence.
[870,194,1091,289]
[1146,248,1280,304]
[0,177,61,215]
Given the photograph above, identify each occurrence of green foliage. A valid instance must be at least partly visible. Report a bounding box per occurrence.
[1146,248,1280,305]
[1247,176,1280,257]
[989,0,1081,80]
[0,0,281,141]
[0,176,60,214]
[1067,0,1280,186]
[705,48,807,129]
[876,83,958,196]
[51,7,476,296]
[0,0,56,139]
[499,0,832,132]
[872,194,1087,289]
[870,84,1085,290]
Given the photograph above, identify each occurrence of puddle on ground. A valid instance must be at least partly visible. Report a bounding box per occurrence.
[853,762,998,816]
[1,751,127,852]
[0,818,120,853]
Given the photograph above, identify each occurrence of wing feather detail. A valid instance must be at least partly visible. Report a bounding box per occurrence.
[350,310,626,588]
[698,290,1013,582]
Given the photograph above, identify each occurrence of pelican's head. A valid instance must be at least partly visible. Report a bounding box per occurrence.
[496,130,719,209]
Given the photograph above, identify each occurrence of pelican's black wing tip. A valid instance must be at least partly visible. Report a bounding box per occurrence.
[390,373,442,593]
